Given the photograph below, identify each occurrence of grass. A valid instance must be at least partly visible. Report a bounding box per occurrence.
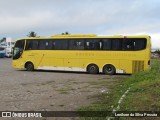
[120,59,160,112]
[79,59,160,120]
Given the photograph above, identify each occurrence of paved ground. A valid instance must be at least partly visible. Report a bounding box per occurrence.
[0,58,127,120]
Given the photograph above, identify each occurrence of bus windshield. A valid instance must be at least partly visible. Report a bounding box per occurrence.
[13,40,24,60]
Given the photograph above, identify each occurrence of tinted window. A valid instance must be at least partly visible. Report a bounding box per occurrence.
[15,40,25,49]
[134,39,146,50]
[85,39,92,50]
[84,39,101,50]
[24,38,146,51]
[53,40,68,50]
[123,39,134,50]
[25,39,69,50]
[123,38,146,50]
[94,40,102,50]
[38,40,53,50]
[111,39,122,50]
[69,39,84,50]
[102,39,111,50]
[38,40,47,50]
[25,40,38,50]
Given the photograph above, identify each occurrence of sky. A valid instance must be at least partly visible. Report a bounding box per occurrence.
[0,0,160,49]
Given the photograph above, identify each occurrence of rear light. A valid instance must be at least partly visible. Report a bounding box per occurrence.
[148,60,150,65]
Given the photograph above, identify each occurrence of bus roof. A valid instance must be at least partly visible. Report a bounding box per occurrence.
[16,34,150,41]
[51,34,97,37]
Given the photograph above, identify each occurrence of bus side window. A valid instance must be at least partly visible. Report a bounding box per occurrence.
[52,41,56,49]
[123,39,134,50]
[69,40,77,50]
[25,40,32,50]
[69,39,84,50]
[47,40,53,50]
[84,39,103,50]
[102,39,111,50]
[76,40,84,50]
[37,40,51,50]
[123,38,147,51]
[134,39,146,50]
[112,39,122,50]
[54,40,68,50]
[26,40,38,50]
[84,39,97,50]
[85,40,91,50]
[53,40,61,50]
[74,41,78,49]
[32,40,38,50]
[38,40,46,50]
[93,40,101,50]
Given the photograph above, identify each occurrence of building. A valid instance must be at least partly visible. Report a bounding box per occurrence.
[0,37,16,57]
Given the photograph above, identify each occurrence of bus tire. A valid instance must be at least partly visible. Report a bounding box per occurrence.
[25,62,34,71]
[103,64,116,75]
[87,64,99,74]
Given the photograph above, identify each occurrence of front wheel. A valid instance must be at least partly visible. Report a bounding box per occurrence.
[103,64,116,75]
[87,64,99,74]
[26,62,34,71]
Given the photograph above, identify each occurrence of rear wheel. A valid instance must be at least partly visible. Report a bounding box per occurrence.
[26,62,34,71]
[87,64,99,74]
[103,64,116,75]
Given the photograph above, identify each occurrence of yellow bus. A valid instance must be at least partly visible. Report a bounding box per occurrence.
[12,34,151,74]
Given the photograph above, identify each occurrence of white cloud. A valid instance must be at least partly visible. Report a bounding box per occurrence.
[0,0,160,48]
[0,11,53,33]
[150,33,160,49]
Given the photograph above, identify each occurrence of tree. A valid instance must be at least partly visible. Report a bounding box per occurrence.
[61,32,69,35]
[155,49,160,54]
[27,31,37,37]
